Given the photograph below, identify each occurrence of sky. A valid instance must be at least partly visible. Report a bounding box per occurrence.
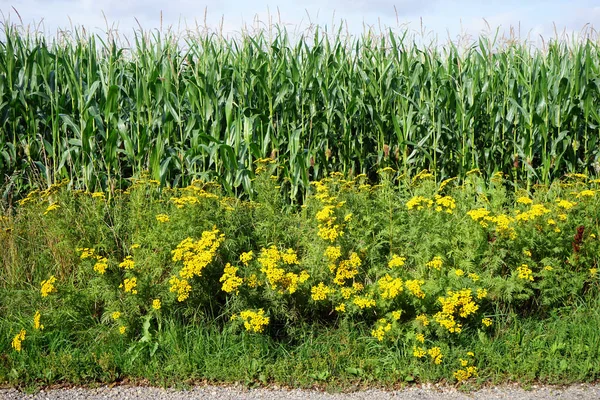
[1,0,600,43]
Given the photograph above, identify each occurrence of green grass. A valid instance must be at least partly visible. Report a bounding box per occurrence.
[2,297,600,389]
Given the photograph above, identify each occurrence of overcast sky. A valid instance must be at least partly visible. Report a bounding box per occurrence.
[1,0,600,43]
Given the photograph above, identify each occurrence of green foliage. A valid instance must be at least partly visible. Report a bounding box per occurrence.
[2,23,600,206]
[1,172,599,387]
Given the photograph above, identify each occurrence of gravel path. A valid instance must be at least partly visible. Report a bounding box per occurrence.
[2,384,600,400]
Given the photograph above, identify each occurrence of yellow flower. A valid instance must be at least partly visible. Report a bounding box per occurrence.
[311,282,333,301]
[391,310,402,321]
[169,276,191,301]
[11,329,26,351]
[40,276,57,297]
[43,203,60,215]
[590,268,598,278]
[388,254,407,268]
[111,311,121,320]
[517,264,534,281]
[523,249,532,257]
[577,190,595,198]
[516,197,533,205]
[415,314,430,326]
[476,288,488,299]
[482,317,493,327]
[155,214,170,223]
[238,309,270,333]
[220,263,243,294]
[454,269,464,277]
[413,346,427,358]
[335,303,346,312]
[119,256,135,270]
[152,299,161,310]
[544,266,554,271]
[425,256,443,270]
[377,274,403,300]
[239,251,254,266]
[92,192,105,199]
[468,273,479,281]
[33,311,44,330]
[78,247,96,260]
[281,248,300,265]
[352,295,376,309]
[416,333,425,343]
[556,199,576,210]
[454,366,478,382]
[344,213,353,222]
[428,347,443,364]
[130,243,141,250]
[93,257,108,274]
[324,246,342,262]
[405,279,426,299]
[120,277,138,294]
[119,326,126,335]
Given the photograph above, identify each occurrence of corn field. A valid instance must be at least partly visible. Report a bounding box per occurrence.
[1,24,600,202]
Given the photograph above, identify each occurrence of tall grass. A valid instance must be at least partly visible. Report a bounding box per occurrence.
[1,22,600,203]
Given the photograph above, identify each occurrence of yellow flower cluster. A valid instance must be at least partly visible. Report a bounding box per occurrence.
[416,314,429,326]
[257,246,309,294]
[466,208,517,238]
[482,317,493,327]
[238,309,270,333]
[119,326,127,334]
[220,263,243,294]
[405,279,425,299]
[434,289,479,333]
[428,347,443,364]
[33,311,44,330]
[388,254,406,268]
[577,190,595,198]
[119,256,135,270]
[120,277,138,294]
[516,197,533,205]
[169,276,192,302]
[377,274,403,300]
[333,252,361,285]
[454,366,478,382]
[311,282,333,301]
[94,257,108,274]
[517,264,534,281]
[434,195,456,213]
[371,318,392,341]
[239,251,254,266]
[43,203,60,215]
[325,246,342,262]
[426,256,443,270]
[11,329,26,352]
[40,276,57,297]
[152,299,161,310]
[78,247,96,260]
[476,288,487,299]
[156,214,170,223]
[556,199,576,210]
[172,228,225,279]
[515,204,551,222]
[406,196,433,210]
[413,346,427,358]
[352,295,376,309]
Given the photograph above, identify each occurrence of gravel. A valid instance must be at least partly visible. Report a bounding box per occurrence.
[1,384,600,400]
